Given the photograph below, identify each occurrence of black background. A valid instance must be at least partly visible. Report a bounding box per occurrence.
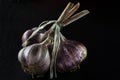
[0,0,119,80]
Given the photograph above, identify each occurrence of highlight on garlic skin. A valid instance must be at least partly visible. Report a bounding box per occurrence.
[18,2,89,79]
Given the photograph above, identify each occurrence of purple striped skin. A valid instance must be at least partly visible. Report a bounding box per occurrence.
[56,39,87,72]
[18,44,50,75]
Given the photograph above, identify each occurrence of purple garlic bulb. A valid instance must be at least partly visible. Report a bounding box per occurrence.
[56,36,87,72]
[18,43,50,75]
[22,27,47,46]
[22,27,37,43]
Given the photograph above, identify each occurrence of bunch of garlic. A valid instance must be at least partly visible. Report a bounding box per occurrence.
[18,2,89,79]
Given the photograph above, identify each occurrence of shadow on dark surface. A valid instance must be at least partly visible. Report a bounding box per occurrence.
[0,0,119,80]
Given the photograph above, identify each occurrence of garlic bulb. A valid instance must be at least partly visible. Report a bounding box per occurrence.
[22,21,56,47]
[22,27,37,43]
[18,43,50,75]
[56,35,87,72]
[22,27,47,47]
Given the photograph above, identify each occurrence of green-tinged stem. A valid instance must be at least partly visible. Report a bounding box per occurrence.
[54,23,61,78]
[63,10,90,26]
[38,21,49,27]
[29,20,56,40]
[50,23,61,79]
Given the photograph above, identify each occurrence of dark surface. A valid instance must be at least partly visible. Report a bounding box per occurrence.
[0,0,119,80]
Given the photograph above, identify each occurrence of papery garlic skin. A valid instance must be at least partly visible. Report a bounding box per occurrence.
[18,44,50,75]
[56,39,87,72]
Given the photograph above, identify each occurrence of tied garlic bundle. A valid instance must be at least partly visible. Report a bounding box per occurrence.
[18,2,89,79]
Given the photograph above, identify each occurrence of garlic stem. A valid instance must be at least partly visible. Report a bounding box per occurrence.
[50,23,61,79]
[38,21,49,27]
[63,10,90,26]
[54,24,61,78]
[62,2,80,23]
[29,20,56,40]
[57,2,74,23]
